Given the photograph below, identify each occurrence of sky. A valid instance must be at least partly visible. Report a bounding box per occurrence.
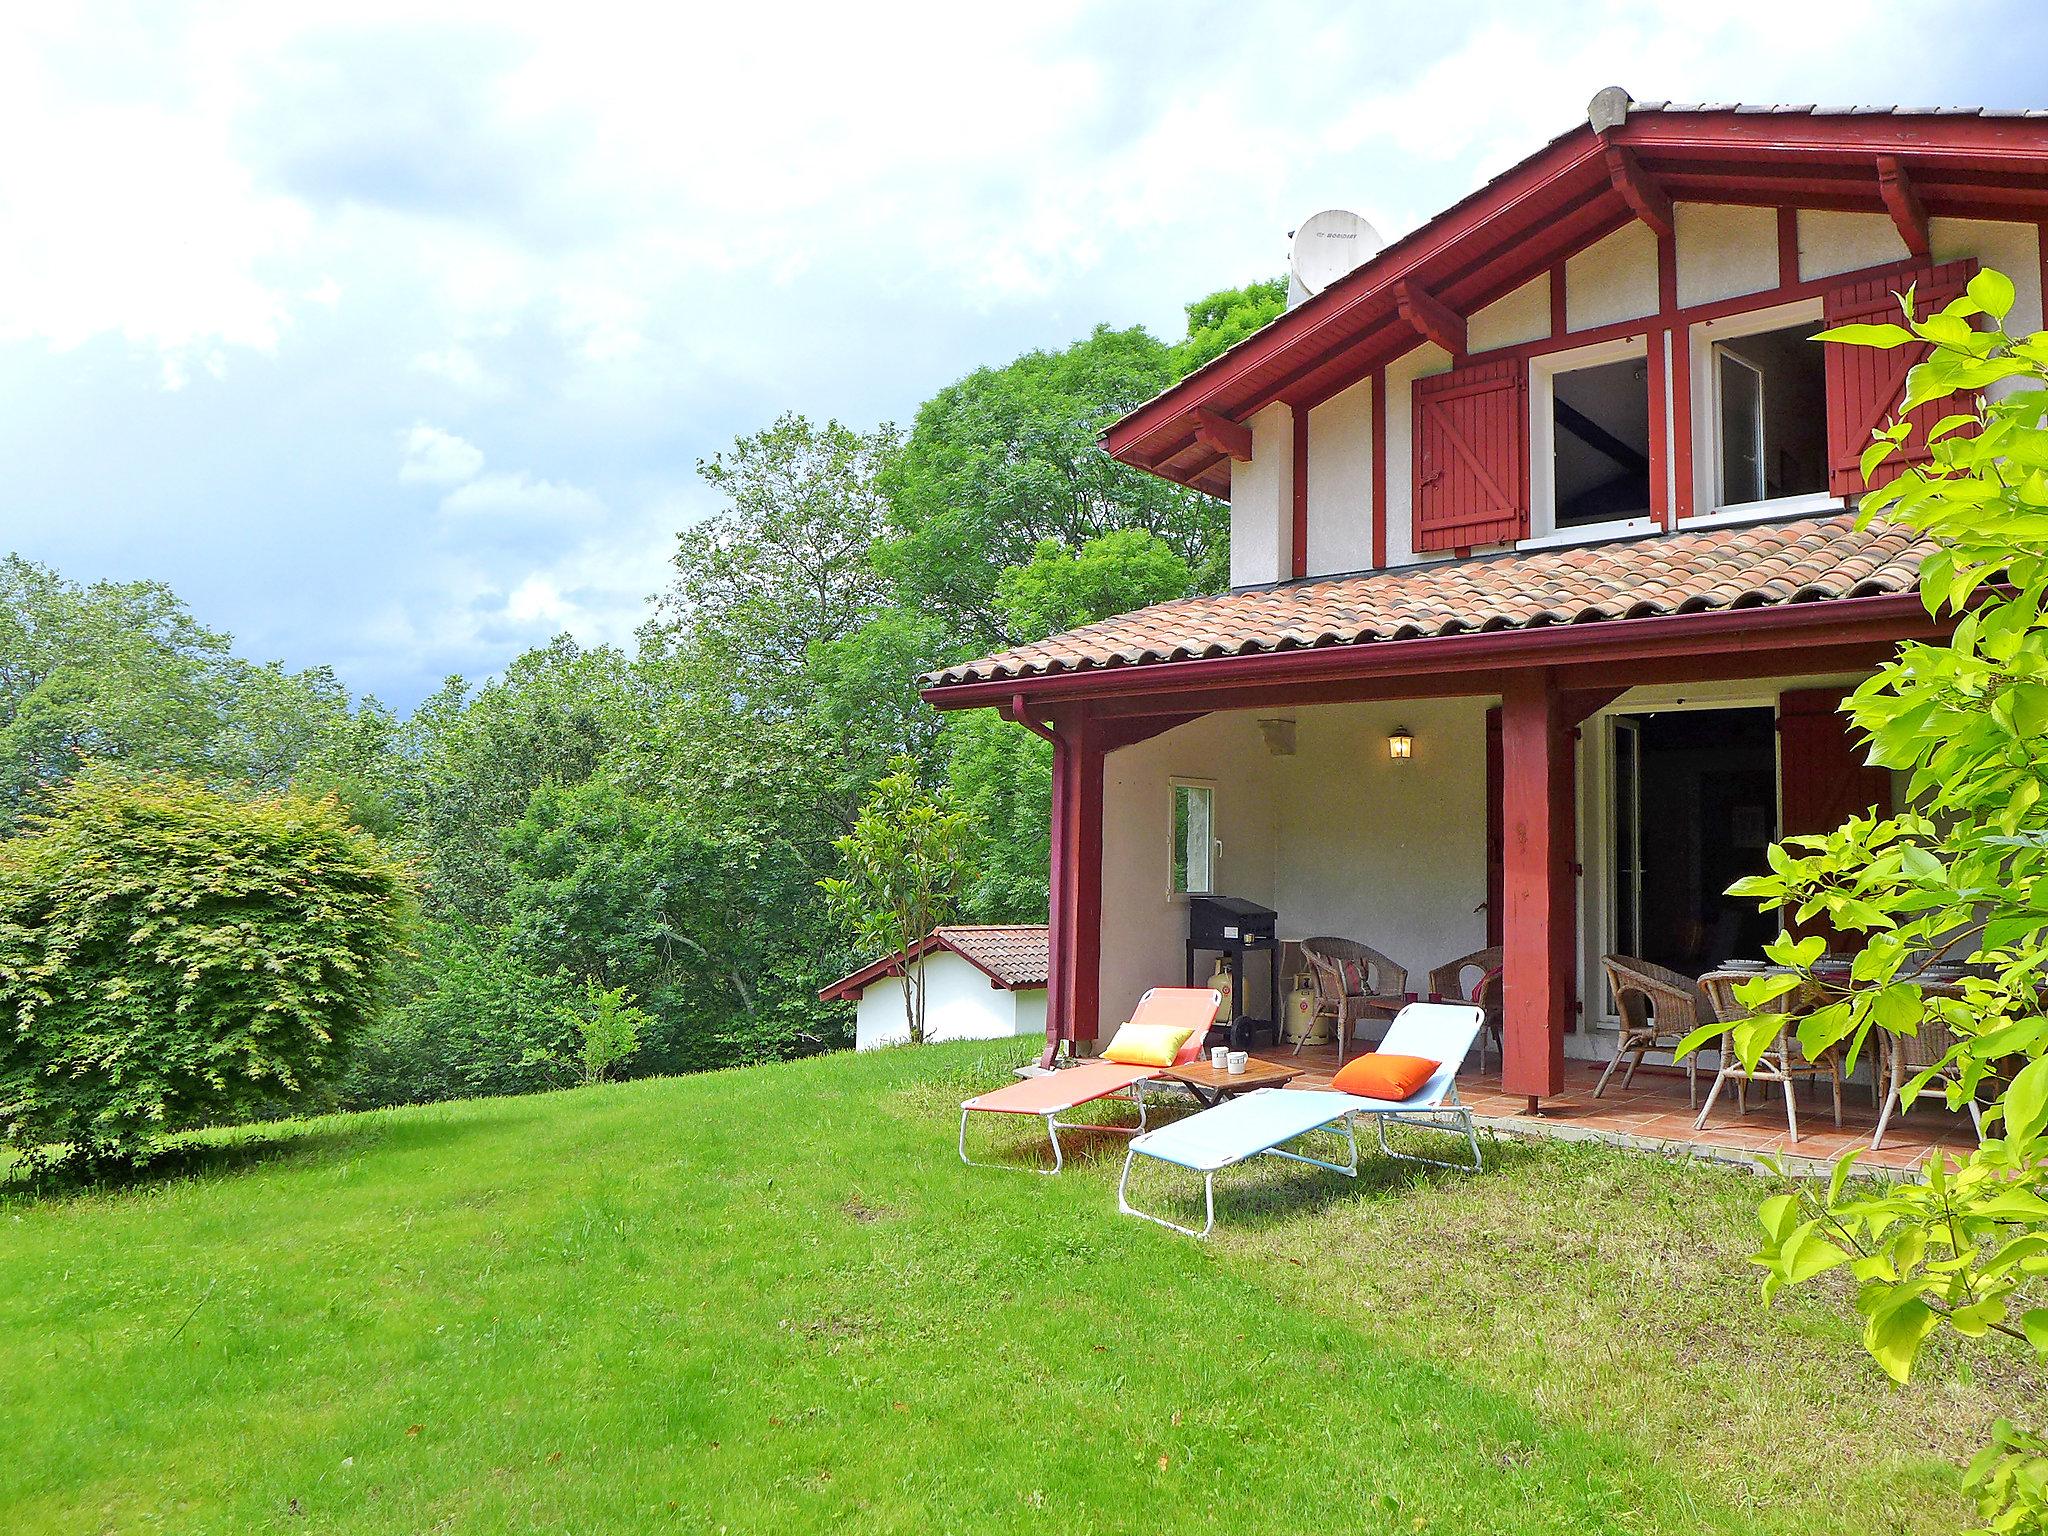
[2,1,2044,710]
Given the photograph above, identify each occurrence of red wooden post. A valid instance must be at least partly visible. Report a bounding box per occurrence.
[1043,708,1105,1059]
[1369,368,1388,570]
[1499,672,1574,1106]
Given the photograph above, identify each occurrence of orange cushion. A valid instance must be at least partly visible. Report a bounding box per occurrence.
[1331,1052,1440,1102]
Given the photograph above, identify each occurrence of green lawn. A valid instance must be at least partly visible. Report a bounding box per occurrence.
[2,1040,2032,1534]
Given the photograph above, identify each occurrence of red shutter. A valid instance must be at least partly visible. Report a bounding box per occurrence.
[1413,358,1528,552]
[1822,258,1977,498]
[1779,687,1893,952]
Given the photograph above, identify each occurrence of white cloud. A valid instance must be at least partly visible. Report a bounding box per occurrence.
[439,469,602,522]
[398,422,484,484]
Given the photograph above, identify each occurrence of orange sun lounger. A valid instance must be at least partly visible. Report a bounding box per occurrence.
[958,987,1220,1173]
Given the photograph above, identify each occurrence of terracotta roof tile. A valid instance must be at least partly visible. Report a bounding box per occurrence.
[936,926,1049,988]
[927,514,1927,688]
[817,925,1049,1003]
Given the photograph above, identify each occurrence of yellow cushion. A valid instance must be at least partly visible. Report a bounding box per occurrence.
[1331,1052,1440,1102]
[1101,1021,1195,1067]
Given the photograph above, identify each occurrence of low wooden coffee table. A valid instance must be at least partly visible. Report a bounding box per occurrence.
[1159,1058,1304,1109]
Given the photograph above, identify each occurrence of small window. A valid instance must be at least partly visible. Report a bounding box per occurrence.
[1170,781,1214,895]
[1551,356,1650,528]
[1712,322,1827,507]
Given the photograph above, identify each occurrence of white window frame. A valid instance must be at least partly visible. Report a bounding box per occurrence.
[1686,296,1842,528]
[1525,333,1659,549]
[1167,777,1217,900]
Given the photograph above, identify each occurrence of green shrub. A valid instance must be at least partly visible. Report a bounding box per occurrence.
[562,981,648,1085]
[338,927,579,1107]
[0,770,413,1170]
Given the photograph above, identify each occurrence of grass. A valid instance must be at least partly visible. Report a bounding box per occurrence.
[2,1038,2034,1534]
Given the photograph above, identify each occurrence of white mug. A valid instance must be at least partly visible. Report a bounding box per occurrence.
[1210,1046,1229,1069]
[1226,1050,1248,1075]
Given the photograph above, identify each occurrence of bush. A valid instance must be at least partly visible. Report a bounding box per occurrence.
[562,981,648,1085]
[0,771,413,1170]
[337,928,578,1108]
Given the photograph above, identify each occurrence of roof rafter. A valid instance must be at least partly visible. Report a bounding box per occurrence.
[1601,143,1674,237]
[1876,154,1932,259]
[1191,406,1253,462]
[1394,279,1466,356]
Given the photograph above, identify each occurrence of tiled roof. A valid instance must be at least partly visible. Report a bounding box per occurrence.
[927,514,1927,688]
[818,925,1049,1002]
[937,926,1050,988]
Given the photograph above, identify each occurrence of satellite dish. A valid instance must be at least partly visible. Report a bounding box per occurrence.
[1286,209,1383,309]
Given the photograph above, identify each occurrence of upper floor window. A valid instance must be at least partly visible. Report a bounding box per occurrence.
[1527,337,1654,545]
[1709,319,1827,509]
[1552,354,1651,528]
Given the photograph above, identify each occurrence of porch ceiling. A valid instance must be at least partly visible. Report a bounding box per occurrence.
[923,513,1927,695]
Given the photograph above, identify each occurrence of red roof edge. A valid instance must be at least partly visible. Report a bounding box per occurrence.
[818,927,1049,1003]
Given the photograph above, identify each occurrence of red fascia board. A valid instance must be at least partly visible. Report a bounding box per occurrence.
[921,592,1940,714]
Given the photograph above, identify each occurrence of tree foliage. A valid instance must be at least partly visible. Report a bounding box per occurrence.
[820,763,974,1045]
[0,771,413,1168]
[1687,268,2048,1533]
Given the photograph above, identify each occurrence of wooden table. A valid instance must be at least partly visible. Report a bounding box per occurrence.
[1159,1058,1304,1108]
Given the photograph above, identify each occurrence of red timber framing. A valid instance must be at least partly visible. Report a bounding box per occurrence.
[942,594,1951,1097]
[1105,105,2048,502]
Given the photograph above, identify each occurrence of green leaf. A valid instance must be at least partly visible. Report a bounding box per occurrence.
[1968,268,2017,321]
[1813,322,1916,349]
[2022,1309,2048,1356]
[2005,1057,2048,1144]
[1865,1296,1938,1383]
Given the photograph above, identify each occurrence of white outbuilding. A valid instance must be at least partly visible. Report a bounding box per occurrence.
[821,925,1049,1051]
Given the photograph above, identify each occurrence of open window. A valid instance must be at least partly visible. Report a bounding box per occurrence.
[1550,354,1651,529]
[1169,779,1215,896]
[1710,321,1827,509]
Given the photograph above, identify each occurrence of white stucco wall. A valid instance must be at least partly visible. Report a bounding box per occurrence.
[1468,272,1550,352]
[1305,379,1372,578]
[1673,202,1779,307]
[852,950,1041,1050]
[1229,402,1294,587]
[1564,222,1659,331]
[1796,209,1910,281]
[1095,712,1280,1039]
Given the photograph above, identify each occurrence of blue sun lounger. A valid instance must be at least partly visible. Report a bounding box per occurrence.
[1117,1003,1487,1237]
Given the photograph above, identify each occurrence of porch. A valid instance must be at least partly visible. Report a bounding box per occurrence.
[1258,1044,1976,1174]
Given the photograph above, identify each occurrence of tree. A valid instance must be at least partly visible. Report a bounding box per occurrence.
[561,981,649,1085]
[1174,276,1287,374]
[878,324,1227,646]
[1685,268,2048,1533]
[819,762,973,1045]
[997,528,1196,642]
[0,556,236,821]
[0,771,413,1170]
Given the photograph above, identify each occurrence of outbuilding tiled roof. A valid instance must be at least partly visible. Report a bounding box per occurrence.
[818,925,1049,1003]
[927,514,1927,688]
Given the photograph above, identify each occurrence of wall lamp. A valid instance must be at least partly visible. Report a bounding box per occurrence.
[1388,727,1413,762]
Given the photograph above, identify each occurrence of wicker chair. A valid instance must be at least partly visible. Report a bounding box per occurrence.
[1428,946,1503,1073]
[1299,938,1410,1064]
[1598,955,1715,1107]
[1695,968,1842,1142]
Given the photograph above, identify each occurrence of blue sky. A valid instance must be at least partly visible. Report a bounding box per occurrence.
[1,2,2041,709]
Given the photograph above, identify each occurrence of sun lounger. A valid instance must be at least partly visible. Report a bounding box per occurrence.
[958,987,1219,1173]
[1117,1002,1486,1236]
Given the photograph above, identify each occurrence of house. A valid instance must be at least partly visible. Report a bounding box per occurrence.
[821,925,1049,1050]
[919,93,2048,1109]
